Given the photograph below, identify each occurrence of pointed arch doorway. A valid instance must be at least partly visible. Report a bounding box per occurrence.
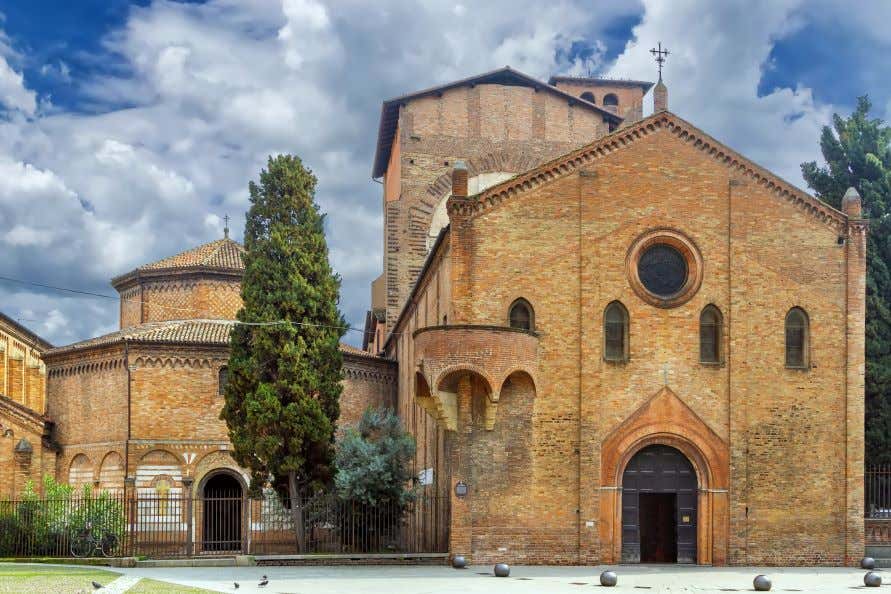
[598,387,730,566]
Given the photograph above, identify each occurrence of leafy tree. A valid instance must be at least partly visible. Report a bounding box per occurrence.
[801,96,891,463]
[221,154,346,551]
[334,407,418,506]
[334,407,417,551]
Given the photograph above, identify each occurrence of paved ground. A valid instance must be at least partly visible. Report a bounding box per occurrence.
[97,564,886,593]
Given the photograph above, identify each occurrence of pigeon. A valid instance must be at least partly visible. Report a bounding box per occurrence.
[92,582,103,590]
[258,575,269,587]
[234,583,239,589]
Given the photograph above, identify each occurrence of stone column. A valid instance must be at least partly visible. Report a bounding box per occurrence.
[182,477,195,556]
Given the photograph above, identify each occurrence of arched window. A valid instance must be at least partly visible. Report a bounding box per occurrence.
[785,308,809,368]
[604,301,629,362]
[509,298,534,331]
[603,93,619,107]
[699,305,722,363]
[580,91,596,104]
[218,366,229,396]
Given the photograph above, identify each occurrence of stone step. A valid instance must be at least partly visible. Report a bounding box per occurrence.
[866,545,891,558]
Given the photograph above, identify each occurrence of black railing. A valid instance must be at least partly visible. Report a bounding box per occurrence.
[867,465,891,519]
[0,490,449,558]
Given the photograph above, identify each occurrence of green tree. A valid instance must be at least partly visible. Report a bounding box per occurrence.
[334,407,418,506]
[221,154,346,551]
[801,96,891,463]
[334,407,417,551]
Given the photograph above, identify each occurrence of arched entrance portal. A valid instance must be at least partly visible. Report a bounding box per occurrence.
[621,444,697,563]
[201,472,243,552]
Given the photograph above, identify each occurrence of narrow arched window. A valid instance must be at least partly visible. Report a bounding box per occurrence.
[604,301,629,362]
[509,298,534,331]
[785,308,809,368]
[603,93,619,107]
[580,91,596,104]
[218,366,229,396]
[700,305,722,363]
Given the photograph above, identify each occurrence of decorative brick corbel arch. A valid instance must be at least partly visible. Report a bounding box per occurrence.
[599,387,729,565]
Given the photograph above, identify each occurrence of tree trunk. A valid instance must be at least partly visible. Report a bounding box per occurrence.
[288,471,306,553]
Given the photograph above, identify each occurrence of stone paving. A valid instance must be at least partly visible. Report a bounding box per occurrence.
[98,564,887,593]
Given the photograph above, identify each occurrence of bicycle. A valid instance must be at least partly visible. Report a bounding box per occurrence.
[70,522,119,558]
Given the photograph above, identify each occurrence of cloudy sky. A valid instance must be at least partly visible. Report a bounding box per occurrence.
[0,0,889,347]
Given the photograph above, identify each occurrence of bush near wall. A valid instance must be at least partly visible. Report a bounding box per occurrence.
[0,475,124,557]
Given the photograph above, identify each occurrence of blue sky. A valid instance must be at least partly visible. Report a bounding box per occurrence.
[0,0,889,347]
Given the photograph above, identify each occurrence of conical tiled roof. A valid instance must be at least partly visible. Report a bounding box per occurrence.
[111,238,245,290]
[139,238,245,272]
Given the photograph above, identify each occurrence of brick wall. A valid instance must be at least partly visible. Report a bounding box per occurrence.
[0,396,54,497]
[382,83,610,328]
[120,277,243,329]
[389,113,864,565]
[339,353,397,431]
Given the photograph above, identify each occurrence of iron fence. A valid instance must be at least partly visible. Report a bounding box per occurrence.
[867,465,891,519]
[0,490,448,558]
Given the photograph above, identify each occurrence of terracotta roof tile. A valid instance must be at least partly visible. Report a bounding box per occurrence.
[46,319,235,355]
[139,238,245,272]
[47,319,387,361]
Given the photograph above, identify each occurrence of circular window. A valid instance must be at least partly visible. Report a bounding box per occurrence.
[638,244,688,298]
[626,229,703,308]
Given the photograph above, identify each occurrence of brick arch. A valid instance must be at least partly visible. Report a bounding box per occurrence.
[499,368,537,394]
[425,150,543,202]
[598,387,729,566]
[417,150,545,251]
[98,451,125,492]
[433,364,495,399]
[192,449,246,494]
[68,453,93,488]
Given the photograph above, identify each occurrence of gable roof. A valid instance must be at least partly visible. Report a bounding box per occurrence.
[111,238,245,289]
[450,110,848,232]
[0,311,52,351]
[372,66,624,179]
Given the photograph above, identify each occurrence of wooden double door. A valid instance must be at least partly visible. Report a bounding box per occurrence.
[621,444,697,563]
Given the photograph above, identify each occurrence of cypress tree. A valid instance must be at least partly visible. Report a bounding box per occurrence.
[801,96,891,463]
[221,154,346,550]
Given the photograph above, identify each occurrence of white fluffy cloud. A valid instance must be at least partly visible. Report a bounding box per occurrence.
[0,36,36,115]
[0,0,884,345]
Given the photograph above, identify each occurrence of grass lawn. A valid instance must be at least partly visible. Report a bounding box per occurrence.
[0,564,221,594]
[0,563,120,593]
[127,578,220,593]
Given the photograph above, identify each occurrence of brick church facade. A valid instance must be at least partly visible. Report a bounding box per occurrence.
[364,68,867,566]
[0,66,867,567]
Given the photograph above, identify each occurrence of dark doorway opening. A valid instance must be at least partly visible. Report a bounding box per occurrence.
[621,444,697,563]
[202,472,243,552]
[639,493,677,562]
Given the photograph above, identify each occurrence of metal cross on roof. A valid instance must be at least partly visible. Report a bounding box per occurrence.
[223,214,230,239]
[650,42,669,81]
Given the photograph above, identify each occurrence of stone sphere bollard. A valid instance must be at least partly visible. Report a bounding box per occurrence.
[599,570,618,587]
[865,571,882,587]
[451,555,467,569]
[494,563,510,577]
[862,556,877,570]
[753,574,772,592]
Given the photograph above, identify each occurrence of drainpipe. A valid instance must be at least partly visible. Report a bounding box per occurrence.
[124,340,131,480]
